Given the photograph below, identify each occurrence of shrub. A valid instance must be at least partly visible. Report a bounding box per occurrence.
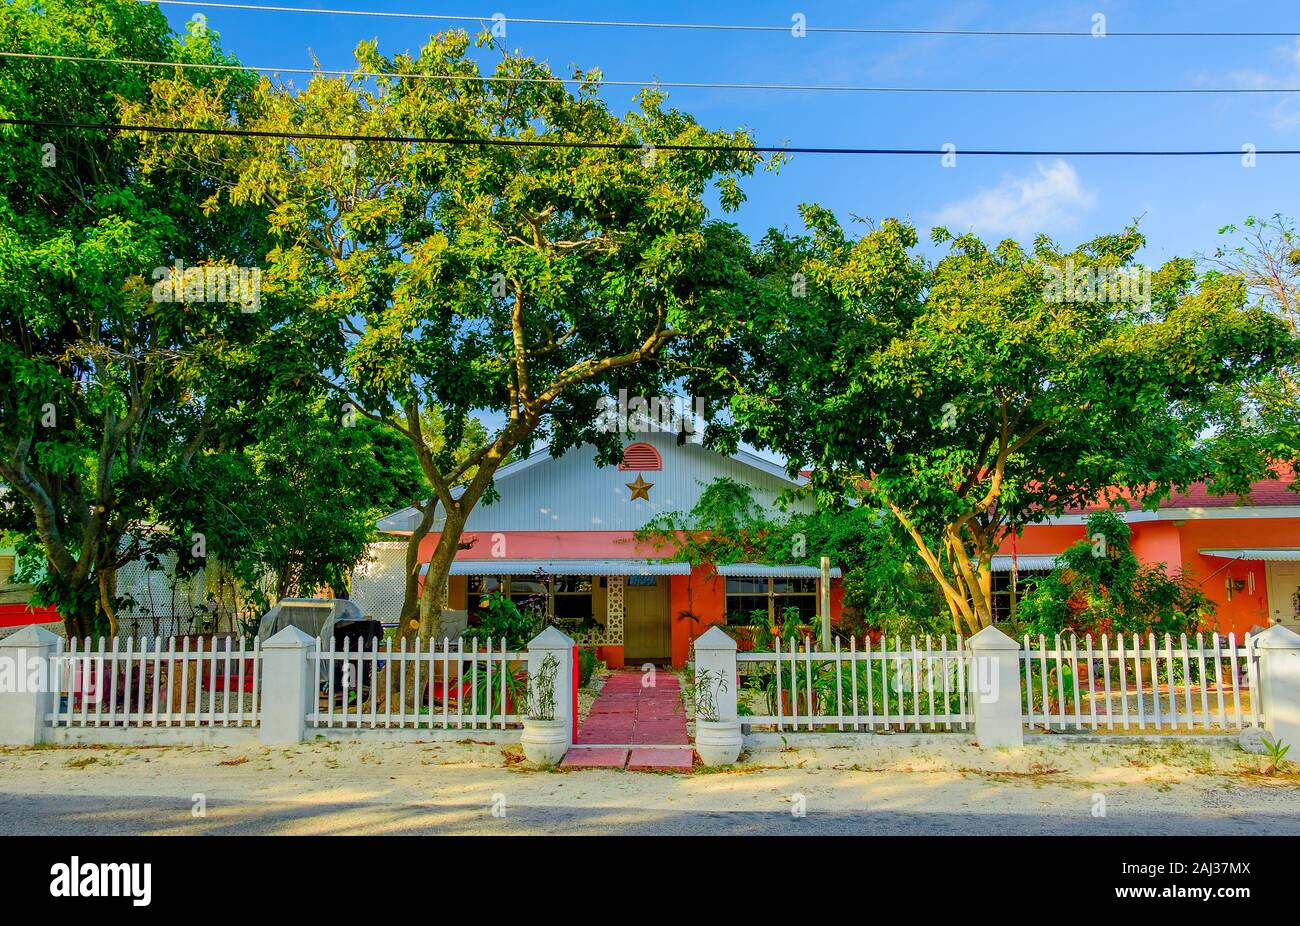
[1018,511,1213,637]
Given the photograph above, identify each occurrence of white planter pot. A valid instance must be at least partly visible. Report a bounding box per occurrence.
[521,717,569,765]
[695,719,742,766]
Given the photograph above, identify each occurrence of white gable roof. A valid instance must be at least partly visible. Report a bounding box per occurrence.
[376,431,808,535]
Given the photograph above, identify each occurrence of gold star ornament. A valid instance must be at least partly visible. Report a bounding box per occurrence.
[626,474,653,501]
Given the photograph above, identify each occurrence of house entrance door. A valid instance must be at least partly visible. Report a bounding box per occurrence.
[624,576,671,662]
[1266,561,1300,632]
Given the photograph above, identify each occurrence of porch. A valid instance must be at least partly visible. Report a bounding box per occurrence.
[432,557,842,668]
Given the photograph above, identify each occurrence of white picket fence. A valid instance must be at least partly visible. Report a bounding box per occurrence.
[1021,632,1259,732]
[46,636,262,728]
[734,631,1261,735]
[736,636,973,731]
[309,636,528,730]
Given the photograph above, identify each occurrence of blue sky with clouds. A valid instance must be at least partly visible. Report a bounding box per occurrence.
[156,0,1300,266]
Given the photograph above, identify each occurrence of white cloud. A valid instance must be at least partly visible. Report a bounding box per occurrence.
[1222,38,1300,131]
[929,160,1096,240]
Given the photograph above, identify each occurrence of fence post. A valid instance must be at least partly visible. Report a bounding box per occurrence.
[966,625,1024,748]
[521,626,574,764]
[260,625,318,746]
[694,625,742,764]
[0,624,60,746]
[1252,624,1300,749]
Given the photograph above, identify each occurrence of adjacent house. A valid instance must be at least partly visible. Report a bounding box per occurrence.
[1002,474,1300,637]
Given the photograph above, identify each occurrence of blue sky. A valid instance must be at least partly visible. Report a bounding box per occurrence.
[154,0,1300,266]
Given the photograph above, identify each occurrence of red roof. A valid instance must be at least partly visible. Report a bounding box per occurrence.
[1065,466,1296,513]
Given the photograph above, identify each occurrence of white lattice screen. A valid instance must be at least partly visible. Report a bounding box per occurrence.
[349,542,408,626]
[113,552,210,638]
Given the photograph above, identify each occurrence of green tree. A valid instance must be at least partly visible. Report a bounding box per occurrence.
[158,398,429,621]
[1202,215,1300,493]
[636,476,945,637]
[0,1,313,636]
[726,214,1292,635]
[131,30,769,641]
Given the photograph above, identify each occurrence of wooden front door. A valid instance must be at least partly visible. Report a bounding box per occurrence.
[1266,562,1300,632]
[624,576,671,661]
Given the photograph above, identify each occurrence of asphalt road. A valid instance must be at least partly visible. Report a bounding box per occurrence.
[2,791,1297,836]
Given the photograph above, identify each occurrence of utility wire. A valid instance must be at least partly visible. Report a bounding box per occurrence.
[5,117,1299,157]
[2,51,1295,95]
[144,1,1300,37]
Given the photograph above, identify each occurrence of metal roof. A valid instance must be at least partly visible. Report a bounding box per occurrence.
[1199,548,1300,562]
[426,559,692,576]
[714,563,843,578]
[989,555,1057,572]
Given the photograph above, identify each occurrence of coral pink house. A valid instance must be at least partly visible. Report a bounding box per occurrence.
[1003,475,1300,637]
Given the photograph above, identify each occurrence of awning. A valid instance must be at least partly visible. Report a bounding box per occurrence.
[427,559,692,576]
[1199,548,1300,562]
[714,563,843,578]
[990,555,1057,572]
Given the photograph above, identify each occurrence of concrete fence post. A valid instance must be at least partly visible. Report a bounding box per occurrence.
[693,625,741,764]
[259,625,318,746]
[0,624,60,746]
[965,625,1024,748]
[521,626,574,764]
[1252,624,1300,750]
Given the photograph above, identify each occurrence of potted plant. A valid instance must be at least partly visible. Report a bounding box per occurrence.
[694,666,742,765]
[520,653,568,765]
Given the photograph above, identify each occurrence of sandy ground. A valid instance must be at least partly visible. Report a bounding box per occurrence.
[2,735,1298,835]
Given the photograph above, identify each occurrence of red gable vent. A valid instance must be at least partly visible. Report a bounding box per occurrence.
[619,442,662,471]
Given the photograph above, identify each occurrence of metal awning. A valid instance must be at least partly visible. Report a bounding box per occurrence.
[714,563,842,578]
[1199,548,1300,562]
[989,555,1057,573]
[428,559,692,576]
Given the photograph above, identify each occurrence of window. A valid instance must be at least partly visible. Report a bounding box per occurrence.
[467,574,593,621]
[774,577,818,622]
[726,576,819,624]
[990,570,1050,623]
[507,577,547,611]
[552,576,594,620]
[467,575,503,600]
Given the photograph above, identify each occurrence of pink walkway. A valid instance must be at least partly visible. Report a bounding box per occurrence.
[561,671,692,771]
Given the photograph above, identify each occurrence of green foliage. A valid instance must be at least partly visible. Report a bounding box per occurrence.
[1263,736,1291,775]
[638,477,945,638]
[0,0,322,635]
[1017,511,1214,637]
[1201,214,1300,495]
[525,653,559,721]
[723,213,1292,635]
[461,591,546,650]
[694,667,728,722]
[577,646,602,688]
[461,659,528,719]
[131,28,775,639]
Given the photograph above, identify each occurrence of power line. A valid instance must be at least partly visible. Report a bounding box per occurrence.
[5,117,1299,157]
[3,51,1295,95]
[145,1,1300,37]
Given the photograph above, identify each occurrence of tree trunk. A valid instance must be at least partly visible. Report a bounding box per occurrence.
[417,508,466,643]
[98,568,120,638]
[398,499,437,635]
